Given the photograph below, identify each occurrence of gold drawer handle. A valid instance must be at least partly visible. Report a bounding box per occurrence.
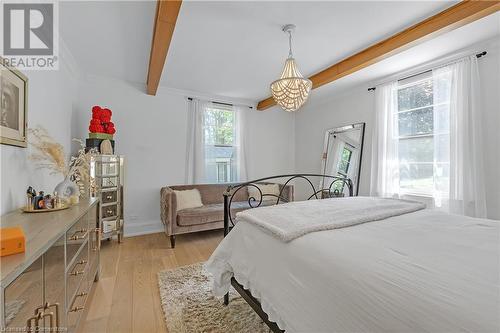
[106,209,114,215]
[69,292,88,312]
[69,306,84,313]
[70,260,87,276]
[26,311,43,331]
[106,195,113,200]
[69,228,88,241]
[27,310,54,331]
[70,270,85,276]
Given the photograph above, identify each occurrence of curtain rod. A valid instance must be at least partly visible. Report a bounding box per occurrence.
[367,51,487,92]
[187,97,254,109]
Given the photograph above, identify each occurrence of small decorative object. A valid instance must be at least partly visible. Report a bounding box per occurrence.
[88,106,115,135]
[35,191,45,210]
[100,139,113,154]
[86,106,116,153]
[25,186,36,211]
[0,227,25,257]
[0,59,28,148]
[54,176,80,199]
[270,24,312,112]
[53,191,61,208]
[43,194,53,209]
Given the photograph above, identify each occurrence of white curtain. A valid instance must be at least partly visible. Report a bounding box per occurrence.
[185,98,208,184]
[370,81,399,197]
[234,105,248,182]
[185,99,248,184]
[370,55,486,218]
[444,56,487,217]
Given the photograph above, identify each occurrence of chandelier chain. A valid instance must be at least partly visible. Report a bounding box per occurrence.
[288,30,293,58]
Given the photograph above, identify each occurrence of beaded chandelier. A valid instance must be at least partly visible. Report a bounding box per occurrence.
[271,24,312,112]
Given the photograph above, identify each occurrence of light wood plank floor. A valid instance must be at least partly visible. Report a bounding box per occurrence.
[78,230,223,333]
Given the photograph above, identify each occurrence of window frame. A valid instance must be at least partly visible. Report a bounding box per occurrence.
[202,104,238,184]
[394,72,450,197]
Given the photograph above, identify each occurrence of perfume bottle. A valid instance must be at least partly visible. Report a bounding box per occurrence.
[26,186,35,211]
[35,191,45,210]
[53,191,61,209]
[44,194,53,209]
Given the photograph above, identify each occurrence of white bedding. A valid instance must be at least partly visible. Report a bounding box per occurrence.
[205,209,500,333]
[237,197,425,242]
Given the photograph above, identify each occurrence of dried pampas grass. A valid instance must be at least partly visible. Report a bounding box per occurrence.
[28,127,98,197]
[28,127,69,177]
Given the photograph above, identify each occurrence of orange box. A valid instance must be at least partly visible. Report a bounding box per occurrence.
[0,227,26,257]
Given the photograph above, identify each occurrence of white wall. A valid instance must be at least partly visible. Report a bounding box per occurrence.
[76,75,295,236]
[0,45,80,215]
[294,40,500,220]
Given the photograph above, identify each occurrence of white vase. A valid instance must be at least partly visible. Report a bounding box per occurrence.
[54,176,79,198]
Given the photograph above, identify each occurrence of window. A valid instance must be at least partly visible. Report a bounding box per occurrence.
[216,160,230,183]
[332,146,353,192]
[203,105,238,183]
[337,146,353,176]
[395,71,450,195]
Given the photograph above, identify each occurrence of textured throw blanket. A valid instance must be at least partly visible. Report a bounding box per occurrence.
[236,196,425,242]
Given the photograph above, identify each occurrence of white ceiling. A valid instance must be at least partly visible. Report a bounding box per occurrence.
[309,11,500,105]
[60,1,156,84]
[60,1,499,104]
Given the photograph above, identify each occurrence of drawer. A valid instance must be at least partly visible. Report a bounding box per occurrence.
[99,176,119,189]
[102,190,117,204]
[102,204,117,218]
[102,219,117,234]
[66,213,89,263]
[66,271,91,332]
[66,242,89,305]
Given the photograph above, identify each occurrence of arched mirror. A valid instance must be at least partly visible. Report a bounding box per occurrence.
[320,123,365,196]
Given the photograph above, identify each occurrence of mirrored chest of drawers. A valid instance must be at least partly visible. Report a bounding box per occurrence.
[90,155,125,242]
[0,198,100,332]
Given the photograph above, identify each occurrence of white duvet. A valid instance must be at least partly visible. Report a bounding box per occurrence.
[205,209,500,333]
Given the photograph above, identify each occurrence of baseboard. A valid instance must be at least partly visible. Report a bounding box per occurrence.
[124,220,164,237]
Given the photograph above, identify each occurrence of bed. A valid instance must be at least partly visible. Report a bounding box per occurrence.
[205,174,500,333]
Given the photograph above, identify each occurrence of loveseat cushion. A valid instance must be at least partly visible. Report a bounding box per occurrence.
[176,201,274,227]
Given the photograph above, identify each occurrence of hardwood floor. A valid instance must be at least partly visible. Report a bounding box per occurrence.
[78,230,223,333]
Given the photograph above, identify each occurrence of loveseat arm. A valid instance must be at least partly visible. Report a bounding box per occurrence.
[281,184,294,202]
[160,186,177,236]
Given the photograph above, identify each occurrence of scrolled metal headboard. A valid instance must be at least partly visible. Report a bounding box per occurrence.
[223,174,353,237]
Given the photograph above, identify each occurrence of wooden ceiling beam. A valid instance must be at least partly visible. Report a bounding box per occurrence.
[257,0,500,110]
[146,0,182,95]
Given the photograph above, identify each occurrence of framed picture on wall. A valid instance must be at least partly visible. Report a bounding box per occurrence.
[0,58,28,148]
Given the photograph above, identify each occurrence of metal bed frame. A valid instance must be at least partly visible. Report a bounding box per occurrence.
[222,174,354,332]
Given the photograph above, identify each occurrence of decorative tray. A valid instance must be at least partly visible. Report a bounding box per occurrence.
[22,205,70,213]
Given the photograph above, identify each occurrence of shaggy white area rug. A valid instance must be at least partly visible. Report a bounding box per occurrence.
[158,262,269,333]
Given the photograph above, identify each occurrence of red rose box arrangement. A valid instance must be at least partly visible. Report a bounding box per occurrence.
[86,106,117,153]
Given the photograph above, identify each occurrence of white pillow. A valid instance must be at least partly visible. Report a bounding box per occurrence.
[248,184,280,202]
[174,189,203,211]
